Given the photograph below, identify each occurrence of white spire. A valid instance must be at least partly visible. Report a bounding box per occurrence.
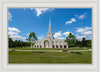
[49,16,51,32]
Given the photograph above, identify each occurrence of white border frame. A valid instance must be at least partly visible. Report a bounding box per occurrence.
[0,1,98,72]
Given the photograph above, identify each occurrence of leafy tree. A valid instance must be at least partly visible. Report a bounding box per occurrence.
[82,37,87,47]
[86,39,91,47]
[9,35,31,48]
[26,32,38,48]
[75,40,82,47]
[65,33,76,48]
[9,36,14,47]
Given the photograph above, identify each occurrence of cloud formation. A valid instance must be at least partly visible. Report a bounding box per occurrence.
[8,27,25,41]
[76,27,92,36]
[65,18,76,25]
[37,35,44,40]
[76,12,87,19]
[35,8,49,16]
[58,37,65,39]
[54,31,73,39]
[54,30,91,40]
[30,8,54,16]
[8,12,12,21]
[10,35,25,41]
[76,36,86,41]
[8,27,20,32]
[54,31,62,39]
[63,32,70,36]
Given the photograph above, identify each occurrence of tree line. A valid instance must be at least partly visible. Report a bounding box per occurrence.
[9,32,38,48]
[65,33,91,48]
[9,32,92,48]
[9,37,31,48]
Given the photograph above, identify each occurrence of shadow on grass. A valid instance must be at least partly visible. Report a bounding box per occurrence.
[71,52,82,54]
[32,51,45,53]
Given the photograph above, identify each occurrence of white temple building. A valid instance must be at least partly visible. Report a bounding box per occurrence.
[33,17,68,48]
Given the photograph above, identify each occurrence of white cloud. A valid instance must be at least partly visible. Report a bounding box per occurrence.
[76,35,92,41]
[63,32,70,36]
[30,8,54,16]
[54,31,62,39]
[54,31,74,39]
[88,36,92,37]
[10,35,25,41]
[30,8,34,10]
[8,31,18,36]
[76,27,92,36]
[76,27,91,33]
[57,37,65,39]
[8,27,25,41]
[75,34,78,37]
[83,31,92,35]
[37,36,43,40]
[8,27,20,32]
[37,34,44,40]
[65,18,76,25]
[76,36,86,41]
[35,8,49,16]
[8,12,12,21]
[76,12,87,19]
[75,27,92,40]
[27,33,29,36]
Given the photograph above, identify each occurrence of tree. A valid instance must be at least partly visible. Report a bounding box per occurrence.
[9,35,31,48]
[65,33,76,48]
[26,32,38,48]
[75,40,82,47]
[82,37,87,47]
[86,39,91,47]
[9,36,14,47]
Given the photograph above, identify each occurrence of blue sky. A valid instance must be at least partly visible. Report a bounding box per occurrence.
[8,8,92,41]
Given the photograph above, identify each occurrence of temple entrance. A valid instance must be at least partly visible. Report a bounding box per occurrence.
[44,40,49,48]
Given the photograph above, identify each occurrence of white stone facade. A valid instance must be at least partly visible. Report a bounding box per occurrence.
[33,17,68,48]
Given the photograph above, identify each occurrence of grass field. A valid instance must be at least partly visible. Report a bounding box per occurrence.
[9,47,90,50]
[9,47,91,64]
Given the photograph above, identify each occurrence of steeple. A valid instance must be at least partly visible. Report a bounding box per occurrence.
[49,16,51,32]
[46,16,53,39]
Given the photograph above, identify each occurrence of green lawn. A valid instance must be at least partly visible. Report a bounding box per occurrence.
[9,48,91,64]
[9,47,90,50]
